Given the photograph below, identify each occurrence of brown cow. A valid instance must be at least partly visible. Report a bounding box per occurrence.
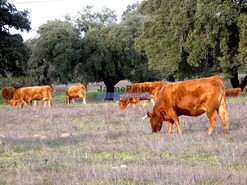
[147,75,228,135]
[2,86,16,104]
[119,81,165,110]
[65,84,86,105]
[119,91,150,109]
[10,85,54,108]
[32,85,56,107]
[1,86,24,105]
[225,88,242,97]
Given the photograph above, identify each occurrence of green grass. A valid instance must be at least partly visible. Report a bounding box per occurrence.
[227,96,247,103]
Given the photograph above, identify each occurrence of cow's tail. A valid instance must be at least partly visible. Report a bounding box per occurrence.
[217,77,229,134]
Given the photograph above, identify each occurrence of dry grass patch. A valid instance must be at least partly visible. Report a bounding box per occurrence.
[0,100,247,184]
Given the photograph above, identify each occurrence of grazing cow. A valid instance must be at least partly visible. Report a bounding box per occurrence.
[225,88,242,97]
[10,85,54,108]
[119,81,165,110]
[119,92,150,110]
[65,84,86,105]
[1,86,23,105]
[147,75,228,135]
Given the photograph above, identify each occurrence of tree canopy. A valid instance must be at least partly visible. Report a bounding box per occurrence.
[28,20,82,85]
[76,4,161,99]
[1,0,247,92]
[0,0,31,77]
[136,0,247,80]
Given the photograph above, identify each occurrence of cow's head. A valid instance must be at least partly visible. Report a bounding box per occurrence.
[119,98,129,110]
[147,112,163,133]
[50,85,56,92]
[9,99,24,108]
[9,99,17,106]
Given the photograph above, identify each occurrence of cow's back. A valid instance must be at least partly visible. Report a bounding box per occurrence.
[155,75,226,116]
[66,85,85,97]
[148,75,228,135]
[225,88,242,97]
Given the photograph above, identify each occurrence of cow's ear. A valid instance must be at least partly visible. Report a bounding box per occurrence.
[147,112,153,118]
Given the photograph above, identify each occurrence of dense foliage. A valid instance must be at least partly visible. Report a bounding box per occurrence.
[136,0,247,80]
[28,20,82,85]
[80,9,161,99]
[0,0,31,77]
[24,5,157,99]
[1,0,247,91]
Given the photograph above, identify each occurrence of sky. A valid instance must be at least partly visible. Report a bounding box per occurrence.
[8,0,142,40]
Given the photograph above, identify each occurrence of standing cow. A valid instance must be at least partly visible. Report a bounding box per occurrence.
[65,84,86,105]
[147,75,228,135]
[10,85,55,108]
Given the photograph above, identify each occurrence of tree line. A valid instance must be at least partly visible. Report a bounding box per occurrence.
[1,0,247,99]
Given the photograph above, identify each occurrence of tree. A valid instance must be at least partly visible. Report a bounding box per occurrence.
[76,6,117,32]
[121,1,140,21]
[136,0,247,83]
[0,0,31,76]
[80,25,131,100]
[77,5,161,100]
[28,20,82,85]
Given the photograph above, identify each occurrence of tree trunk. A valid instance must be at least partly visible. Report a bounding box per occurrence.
[240,75,247,91]
[230,74,240,88]
[103,79,120,101]
[229,65,247,91]
[230,65,240,88]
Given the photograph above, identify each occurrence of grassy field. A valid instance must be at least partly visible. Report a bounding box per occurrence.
[0,91,247,185]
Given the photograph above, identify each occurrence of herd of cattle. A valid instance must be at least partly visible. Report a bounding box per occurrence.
[1,84,86,108]
[1,75,247,135]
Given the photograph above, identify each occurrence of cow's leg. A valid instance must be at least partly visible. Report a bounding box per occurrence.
[66,96,70,105]
[217,104,228,134]
[167,122,173,134]
[43,98,49,107]
[48,100,51,107]
[206,112,216,135]
[18,100,24,108]
[143,100,146,107]
[137,101,141,109]
[82,97,86,104]
[173,117,182,134]
[143,100,150,107]
[33,100,36,108]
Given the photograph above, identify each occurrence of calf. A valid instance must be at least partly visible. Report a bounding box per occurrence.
[119,81,165,110]
[225,88,242,97]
